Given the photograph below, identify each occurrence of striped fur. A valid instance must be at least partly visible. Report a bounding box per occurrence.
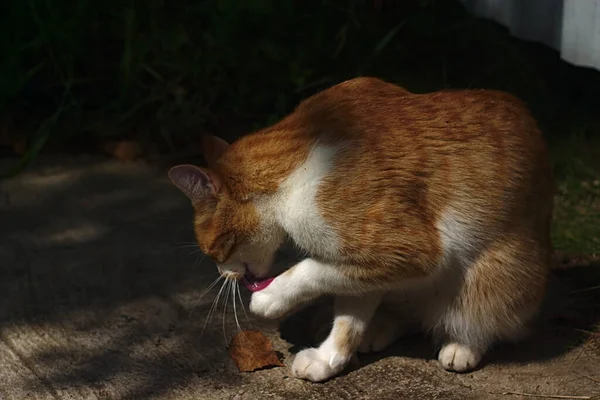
[168,77,554,382]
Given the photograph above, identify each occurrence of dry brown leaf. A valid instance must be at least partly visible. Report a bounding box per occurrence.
[103,140,142,161]
[228,330,284,372]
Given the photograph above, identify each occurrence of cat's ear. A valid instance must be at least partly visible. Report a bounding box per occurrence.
[168,164,222,203]
[202,135,230,169]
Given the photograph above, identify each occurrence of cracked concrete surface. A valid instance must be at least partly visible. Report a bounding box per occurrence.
[1,155,599,400]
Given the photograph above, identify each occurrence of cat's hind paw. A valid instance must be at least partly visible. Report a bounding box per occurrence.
[438,342,482,372]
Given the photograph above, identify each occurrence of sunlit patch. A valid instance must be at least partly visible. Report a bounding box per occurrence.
[19,170,80,188]
[33,223,110,246]
[77,190,139,208]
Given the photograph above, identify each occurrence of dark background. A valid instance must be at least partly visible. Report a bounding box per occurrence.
[1,0,599,254]
[0,3,598,397]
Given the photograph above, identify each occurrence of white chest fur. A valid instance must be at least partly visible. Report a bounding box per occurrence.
[273,143,341,259]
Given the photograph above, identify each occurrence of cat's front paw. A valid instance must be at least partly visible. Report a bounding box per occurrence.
[249,288,291,319]
[292,348,348,382]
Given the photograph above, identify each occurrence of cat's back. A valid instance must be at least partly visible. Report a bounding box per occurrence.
[301,77,551,202]
[299,78,553,267]
[297,77,542,150]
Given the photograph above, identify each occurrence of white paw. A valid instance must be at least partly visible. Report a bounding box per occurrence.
[249,288,290,319]
[438,343,482,372]
[292,348,348,382]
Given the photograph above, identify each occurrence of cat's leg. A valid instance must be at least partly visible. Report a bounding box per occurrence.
[292,293,382,382]
[436,237,547,372]
[358,306,411,353]
[250,258,381,319]
[358,291,424,354]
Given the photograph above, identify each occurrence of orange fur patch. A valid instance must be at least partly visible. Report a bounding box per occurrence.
[333,319,363,357]
[184,77,552,301]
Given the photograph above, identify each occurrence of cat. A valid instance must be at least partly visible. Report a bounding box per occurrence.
[168,77,554,382]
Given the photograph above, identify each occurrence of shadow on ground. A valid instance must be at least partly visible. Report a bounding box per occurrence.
[0,155,598,400]
[281,263,600,370]
[0,156,251,399]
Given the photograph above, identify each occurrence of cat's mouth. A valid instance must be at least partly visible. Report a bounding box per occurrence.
[242,263,274,292]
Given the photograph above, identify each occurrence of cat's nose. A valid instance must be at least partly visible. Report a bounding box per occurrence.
[218,267,243,280]
[217,263,245,280]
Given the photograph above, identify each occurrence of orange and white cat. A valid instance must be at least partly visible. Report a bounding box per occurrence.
[168,77,554,382]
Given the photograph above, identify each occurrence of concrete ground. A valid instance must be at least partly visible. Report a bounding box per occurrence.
[1,155,599,400]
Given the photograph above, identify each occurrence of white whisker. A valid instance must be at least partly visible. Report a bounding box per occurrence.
[201,278,227,336]
[192,254,201,269]
[192,253,207,269]
[172,241,198,249]
[176,244,200,249]
[186,248,203,257]
[210,280,227,321]
[236,282,250,322]
[232,281,248,343]
[232,281,241,332]
[188,275,223,318]
[222,280,233,342]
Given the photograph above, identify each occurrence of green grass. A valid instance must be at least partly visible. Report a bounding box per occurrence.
[3,0,591,158]
[553,179,600,256]
[551,132,600,256]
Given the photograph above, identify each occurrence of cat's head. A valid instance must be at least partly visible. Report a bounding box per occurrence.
[168,135,284,282]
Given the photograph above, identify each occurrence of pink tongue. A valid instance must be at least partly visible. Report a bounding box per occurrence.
[243,276,274,292]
